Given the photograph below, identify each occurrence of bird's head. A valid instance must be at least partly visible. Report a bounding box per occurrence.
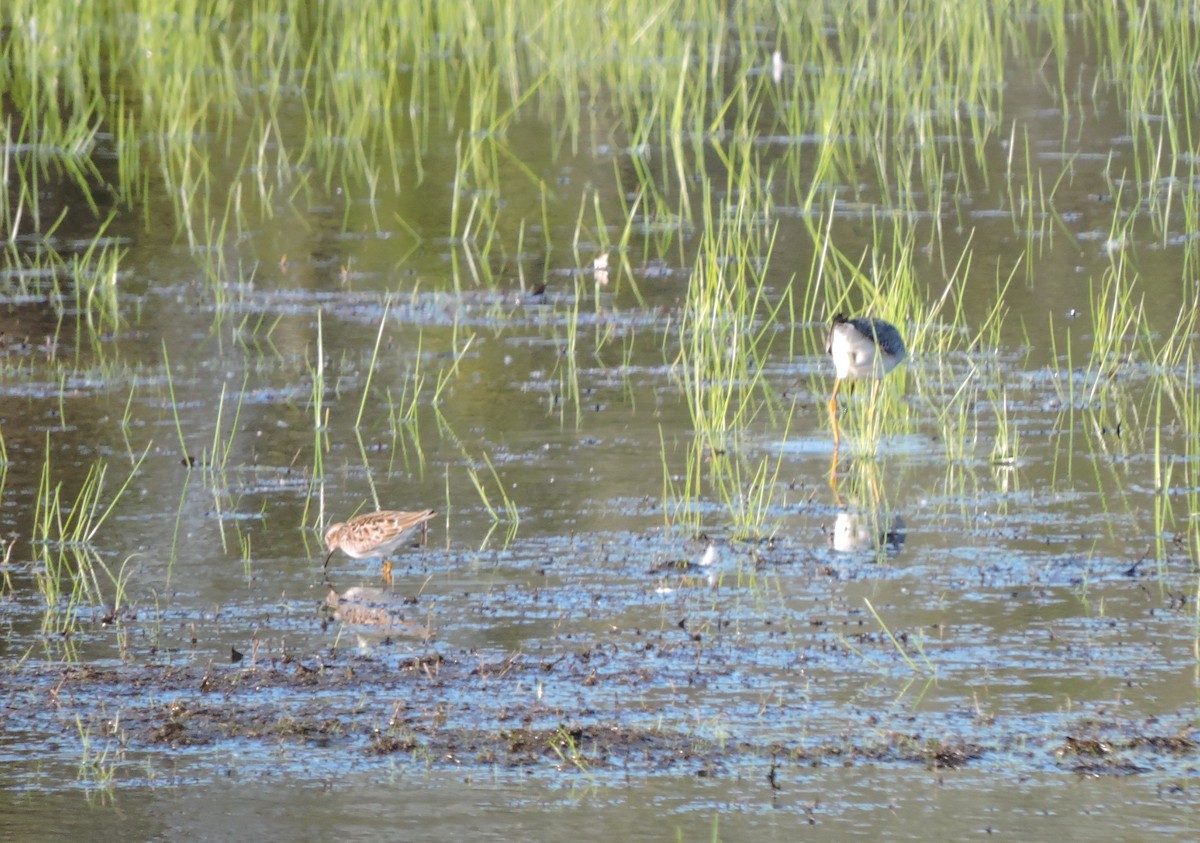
[323,523,345,568]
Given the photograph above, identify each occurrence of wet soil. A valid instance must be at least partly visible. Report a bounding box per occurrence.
[4,568,1197,790]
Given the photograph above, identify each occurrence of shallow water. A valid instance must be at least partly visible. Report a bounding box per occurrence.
[2,4,1200,841]
[3,767,1198,841]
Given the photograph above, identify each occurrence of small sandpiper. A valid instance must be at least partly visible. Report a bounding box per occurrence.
[324,509,436,580]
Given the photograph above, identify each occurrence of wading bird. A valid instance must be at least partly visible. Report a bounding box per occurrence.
[826,313,906,448]
[324,509,436,581]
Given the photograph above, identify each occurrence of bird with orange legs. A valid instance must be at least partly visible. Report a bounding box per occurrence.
[825,313,906,502]
[825,313,907,447]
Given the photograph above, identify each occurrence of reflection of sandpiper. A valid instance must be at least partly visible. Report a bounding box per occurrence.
[324,586,432,647]
[324,509,436,581]
[825,314,906,448]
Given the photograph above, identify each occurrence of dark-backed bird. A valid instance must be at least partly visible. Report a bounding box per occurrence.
[825,313,906,447]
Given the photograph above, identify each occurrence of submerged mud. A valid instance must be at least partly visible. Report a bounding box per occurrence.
[5,635,1196,786]
[4,523,1199,792]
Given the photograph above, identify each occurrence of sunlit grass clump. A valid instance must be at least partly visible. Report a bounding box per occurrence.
[662,180,790,541]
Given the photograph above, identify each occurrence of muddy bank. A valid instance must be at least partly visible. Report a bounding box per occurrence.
[5,638,1196,788]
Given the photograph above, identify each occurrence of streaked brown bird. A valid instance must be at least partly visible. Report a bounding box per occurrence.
[826,313,906,447]
[324,509,436,580]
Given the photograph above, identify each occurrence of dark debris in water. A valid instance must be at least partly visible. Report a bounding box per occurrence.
[5,649,1197,785]
[1054,727,1199,776]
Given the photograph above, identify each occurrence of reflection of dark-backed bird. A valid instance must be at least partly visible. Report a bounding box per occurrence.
[826,314,906,447]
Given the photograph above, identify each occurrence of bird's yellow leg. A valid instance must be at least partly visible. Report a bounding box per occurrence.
[829,377,844,503]
[828,378,842,449]
[382,559,393,582]
[829,445,844,506]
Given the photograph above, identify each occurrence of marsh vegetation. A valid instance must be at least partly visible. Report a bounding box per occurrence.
[2,1,1199,838]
